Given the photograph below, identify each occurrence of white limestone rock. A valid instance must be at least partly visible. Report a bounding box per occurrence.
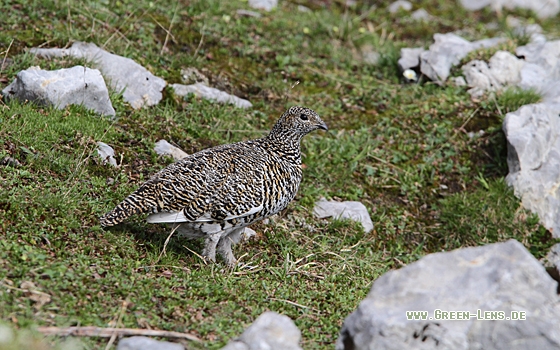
[503,104,560,237]
[117,336,183,350]
[1,66,115,116]
[97,142,118,167]
[453,76,467,87]
[30,42,167,109]
[154,140,189,160]
[397,47,425,71]
[544,243,560,272]
[462,51,524,97]
[313,198,374,233]
[419,33,505,84]
[410,8,432,21]
[171,83,252,109]
[516,40,560,106]
[248,0,277,11]
[0,324,13,345]
[388,0,412,13]
[458,0,560,19]
[236,9,262,18]
[337,240,560,349]
[221,312,302,350]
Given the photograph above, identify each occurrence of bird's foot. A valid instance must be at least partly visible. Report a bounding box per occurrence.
[201,254,216,265]
[224,257,237,268]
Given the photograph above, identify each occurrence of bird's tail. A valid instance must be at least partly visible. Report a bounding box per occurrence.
[100,182,159,227]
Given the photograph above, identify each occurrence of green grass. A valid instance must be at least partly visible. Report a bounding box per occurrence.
[1,0,558,349]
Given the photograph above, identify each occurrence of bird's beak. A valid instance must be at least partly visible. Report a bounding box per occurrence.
[318,121,328,131]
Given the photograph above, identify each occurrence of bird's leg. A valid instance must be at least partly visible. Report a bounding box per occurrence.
[201,233,220,263]
[217,228,244,267]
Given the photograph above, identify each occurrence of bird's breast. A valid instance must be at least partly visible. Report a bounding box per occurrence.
[263,162,302,215]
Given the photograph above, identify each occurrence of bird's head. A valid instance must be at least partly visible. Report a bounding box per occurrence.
[271,106,328,137]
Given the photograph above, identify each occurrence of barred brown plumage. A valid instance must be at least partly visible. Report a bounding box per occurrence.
[100,106,328,266]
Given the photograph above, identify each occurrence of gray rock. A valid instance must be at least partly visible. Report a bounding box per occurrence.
[518,62,547,91]
[545,243,560,268]
[221,312,302,350]
[236,9,262,18]
[2,66,115,116]
[487,50,525,87]
[460,39,560,104]
[507,16,543,38]
[388,0,412,13]
[503,104,560,237]
[419,34,505,84]
[97,141,118,167]
[410,8,432,21]
[336,239,560,350]
[530,33,548,45]
[544,243,560,282]
[313,198,373,233]
[171,83,252,109]
[0,324,14,344]
[507,17,546,43]
[462,51,524,97]
[462,60,496,97]
[517,62,560,108]
[516,40,560,104]
[398,47,425,71]
[248,0,277,11]
[117,336,183,350]
[30,42,166,109]
[452,76,467,87]
[458,0,559,19]
[154,139,189,160]
[499,39,560,235]
[297,5,311,12]
[517,40,560,75]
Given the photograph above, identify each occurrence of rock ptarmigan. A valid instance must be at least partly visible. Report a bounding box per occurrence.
[100,106,328,266]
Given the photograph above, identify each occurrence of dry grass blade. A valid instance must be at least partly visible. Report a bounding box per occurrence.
[155,224,181,264]
[182,245,208,265]
[0,38,13,76]
[159,1,179,55]
[268,297,321,314]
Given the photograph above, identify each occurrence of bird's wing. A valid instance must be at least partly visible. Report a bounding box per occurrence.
[146,211,190,223]
[145,202,264,224]
[146,145,267,225]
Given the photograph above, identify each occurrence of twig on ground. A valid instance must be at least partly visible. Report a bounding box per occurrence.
[36,326,201,342]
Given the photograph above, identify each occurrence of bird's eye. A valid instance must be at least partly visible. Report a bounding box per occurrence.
[300,114,308,121]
